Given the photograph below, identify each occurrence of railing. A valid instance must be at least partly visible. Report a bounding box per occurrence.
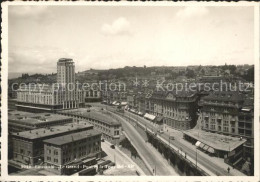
[116,111,210,176]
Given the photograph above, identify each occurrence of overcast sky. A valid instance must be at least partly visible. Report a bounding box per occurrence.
[8,5,254,76]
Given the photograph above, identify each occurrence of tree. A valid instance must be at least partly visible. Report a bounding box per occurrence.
[186,69,195,78]
[243,67,254,83]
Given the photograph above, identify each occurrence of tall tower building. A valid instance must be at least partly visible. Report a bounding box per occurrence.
[57,58,75,86]
[56,58,83,109]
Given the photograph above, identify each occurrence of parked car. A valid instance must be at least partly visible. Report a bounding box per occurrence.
[101,139,105,142]
[158,129,164,134]
[169,136,175,140]
[110,145,115,149]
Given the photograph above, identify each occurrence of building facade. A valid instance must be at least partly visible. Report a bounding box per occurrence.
[11,122,93,166]
[58,110,122,144]
[199,92,244,136]
[16,58,85,112]
[199,91,254,168]
[145,91,198,130]
[43,130,101,175]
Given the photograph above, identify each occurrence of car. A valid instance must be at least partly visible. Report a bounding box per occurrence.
[169,136,175,140]
[87,109,90,112]
[158,129,164,134]
[110,145,115,149]
[101,139,105,142]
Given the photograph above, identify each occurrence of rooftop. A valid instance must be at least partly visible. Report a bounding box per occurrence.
[183,129,246,152]
[151,90,197,100]
[58,58,73,62]
[203,91,244,102]
[12,121,93,140]
[17,84,53,92]
[43,129,101,146]
[8,111,73,125]
[60,108,121,126]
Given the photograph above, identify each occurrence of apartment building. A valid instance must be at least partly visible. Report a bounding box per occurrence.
[8,110,73,133]
[43,129,101,175]
[58,109,122,144]
[11,122,93,166]
[144,90,198,130]
[199,91,254,164]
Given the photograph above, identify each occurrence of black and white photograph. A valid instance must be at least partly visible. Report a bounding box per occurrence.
[1,2,259,180]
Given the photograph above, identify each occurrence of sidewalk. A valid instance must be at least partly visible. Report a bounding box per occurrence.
[162,127,245,176]
[126,111,245,176]
[103,140,146,176]
[169,130,245,176]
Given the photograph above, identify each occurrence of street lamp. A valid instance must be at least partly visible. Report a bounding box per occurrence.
[196,131,200,169]
[169,133,171,146]
[196,146,198,169]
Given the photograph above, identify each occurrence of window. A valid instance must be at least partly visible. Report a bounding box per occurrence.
[47,157,51,161]
[54,158,58,163]
[54,150,58,155]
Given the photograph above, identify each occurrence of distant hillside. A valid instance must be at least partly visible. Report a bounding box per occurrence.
[8,64,254,84]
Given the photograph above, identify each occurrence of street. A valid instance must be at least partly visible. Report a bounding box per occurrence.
[101,141,146,176]
[123,110,245,176]
[107,110,179,176]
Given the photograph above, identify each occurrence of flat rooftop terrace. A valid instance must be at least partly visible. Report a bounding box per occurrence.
[44,129,101,146]
[183,129,246,152]
[8,111,73,125]
[12,121,93,140]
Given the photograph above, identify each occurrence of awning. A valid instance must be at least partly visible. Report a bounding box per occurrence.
[121,102,128,106]
[156,116,164,122]
[82,157,96,163]
[241,108,251,112]
[207,147,215,154]
[130,109,135,113]
[138,112,143,116]
[144,113,156,120]
[203,145,209,151]
[199,143,205,149]
[195,141,201,147]
[15,104,52,111]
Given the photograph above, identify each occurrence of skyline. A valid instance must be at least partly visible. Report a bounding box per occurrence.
[8,5,254,77]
